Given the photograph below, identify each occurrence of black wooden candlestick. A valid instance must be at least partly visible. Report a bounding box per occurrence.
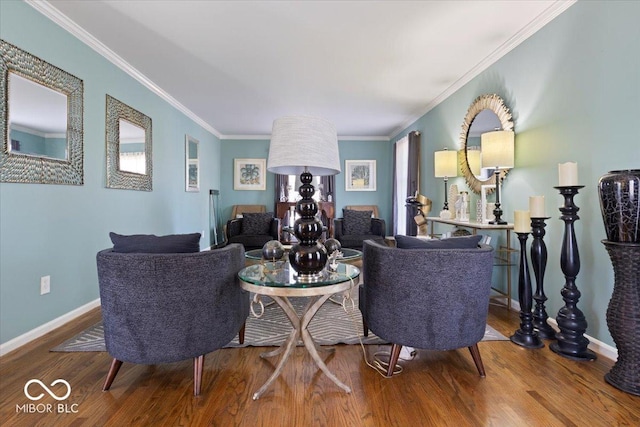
[530,217,556,339]
[550,186,597,361]
[511,232,544,348]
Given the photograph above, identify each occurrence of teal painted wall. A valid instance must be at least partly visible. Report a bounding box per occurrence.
[220,139,393,233]
[0,2,220,344]
[391,1,640,347]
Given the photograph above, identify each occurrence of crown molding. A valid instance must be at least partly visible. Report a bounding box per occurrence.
[220,134,390,142]
[388,0,578,139]
[26,0,222,139]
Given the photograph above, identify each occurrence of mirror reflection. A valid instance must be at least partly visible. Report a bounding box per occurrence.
[8,72,68,160]
[118,119,146,174]
[467,109,502,180]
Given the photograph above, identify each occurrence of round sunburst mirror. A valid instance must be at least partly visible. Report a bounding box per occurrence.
[459,94,514,194]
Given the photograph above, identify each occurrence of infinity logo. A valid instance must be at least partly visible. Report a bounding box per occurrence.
[24,379,71,401]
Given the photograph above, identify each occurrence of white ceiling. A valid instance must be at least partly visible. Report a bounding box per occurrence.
[36,0,574,139]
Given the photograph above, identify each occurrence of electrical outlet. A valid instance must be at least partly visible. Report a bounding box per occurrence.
[40,275,50,295]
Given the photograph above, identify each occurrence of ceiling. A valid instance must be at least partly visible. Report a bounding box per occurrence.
[37,1,574,139]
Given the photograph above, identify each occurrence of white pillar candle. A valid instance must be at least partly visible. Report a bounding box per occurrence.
[529,196,546,217]
[514,210,531,233]
[558,162,578,186]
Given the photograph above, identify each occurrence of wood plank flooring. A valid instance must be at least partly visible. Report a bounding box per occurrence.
[1,303,638,426]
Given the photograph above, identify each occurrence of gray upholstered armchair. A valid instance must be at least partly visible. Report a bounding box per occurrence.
[359,239,494,377]
[334,208,386,249]
[226,213,280,250]
[96,243,249,395]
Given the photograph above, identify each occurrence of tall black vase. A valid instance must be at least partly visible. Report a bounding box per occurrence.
[598,169,640,243]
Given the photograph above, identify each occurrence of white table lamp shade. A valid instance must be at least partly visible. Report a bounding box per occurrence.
[434,149,458,178]
[481,130,514,169]
[268,116,341,176]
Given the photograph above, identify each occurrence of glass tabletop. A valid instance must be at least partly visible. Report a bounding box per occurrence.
[238,262,360,288]
[245,247,362,261]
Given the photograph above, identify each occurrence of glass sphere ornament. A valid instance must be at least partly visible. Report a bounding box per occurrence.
[324,238,342,254]
[262,240,285,261]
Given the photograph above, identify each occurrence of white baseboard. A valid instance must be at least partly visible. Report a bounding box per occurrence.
[0,298,101,357]
[506,297,618,362]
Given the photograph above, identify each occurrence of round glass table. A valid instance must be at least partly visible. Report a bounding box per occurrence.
[238,262,360,399]
[244,247,362,263]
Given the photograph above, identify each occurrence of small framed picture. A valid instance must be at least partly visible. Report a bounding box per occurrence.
[345,160,376,191]
[234,158,267,190]
[185,135,199,192]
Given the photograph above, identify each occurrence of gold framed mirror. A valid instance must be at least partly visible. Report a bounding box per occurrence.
[459,94,514,194]
[105,95,152,191]
[1,39,84,185]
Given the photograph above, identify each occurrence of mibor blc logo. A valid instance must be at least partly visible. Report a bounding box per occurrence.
[16,379,79,414]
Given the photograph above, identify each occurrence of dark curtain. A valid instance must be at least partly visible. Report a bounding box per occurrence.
[392,143,398,234]
[320,175,335,201]
[406,131,421,235]
[274,174,288,209]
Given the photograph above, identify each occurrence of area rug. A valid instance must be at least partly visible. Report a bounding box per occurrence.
[51,296,508,352]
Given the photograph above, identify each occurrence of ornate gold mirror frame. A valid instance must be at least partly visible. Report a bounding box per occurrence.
[105,95,152,191]
[1,39,84,185]
[459,94,514,194]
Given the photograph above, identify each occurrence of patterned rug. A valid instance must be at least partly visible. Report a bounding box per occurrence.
[51,296,508,352]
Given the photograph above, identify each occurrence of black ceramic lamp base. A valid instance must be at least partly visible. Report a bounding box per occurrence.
[289,170,327,282]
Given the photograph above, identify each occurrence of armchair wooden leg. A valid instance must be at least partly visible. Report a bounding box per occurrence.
[194,355,204,396]
[238,322,246,345]
[103,358,123,391]
[387,344,402,377]
[468,344,486,377]
[362,318,369,337]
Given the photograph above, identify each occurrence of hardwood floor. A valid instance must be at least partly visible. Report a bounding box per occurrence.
[1,303,638,427]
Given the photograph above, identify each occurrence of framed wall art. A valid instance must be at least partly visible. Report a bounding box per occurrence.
[234,158,266,190]
[345,159,376,191]
[185,134,199,192]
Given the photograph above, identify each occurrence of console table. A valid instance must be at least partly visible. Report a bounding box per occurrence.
[424,217,516,310]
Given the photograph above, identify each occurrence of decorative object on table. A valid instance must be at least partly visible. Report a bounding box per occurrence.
[267,116,341,281]
[481,130,514,225]
[447,184,459,219]
[476,200,484,223]
[456,191,470,222]
[234,158,267,190]
[208,189,225,248]
[601,240,640,396]
[324,238,343,272]
[345,159,376,191]
[481,184,496,223]
[550,174,597,361]
[510,211,543,349]
[262,240,285,261]
[529,196,555,339]
[598,169,640,243]
[434,148,458,218]
[598,169,640,395]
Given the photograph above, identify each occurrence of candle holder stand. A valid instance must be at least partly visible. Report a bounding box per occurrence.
[550,186,596,361]
[511,232,544,348]
[530,217,556,339]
